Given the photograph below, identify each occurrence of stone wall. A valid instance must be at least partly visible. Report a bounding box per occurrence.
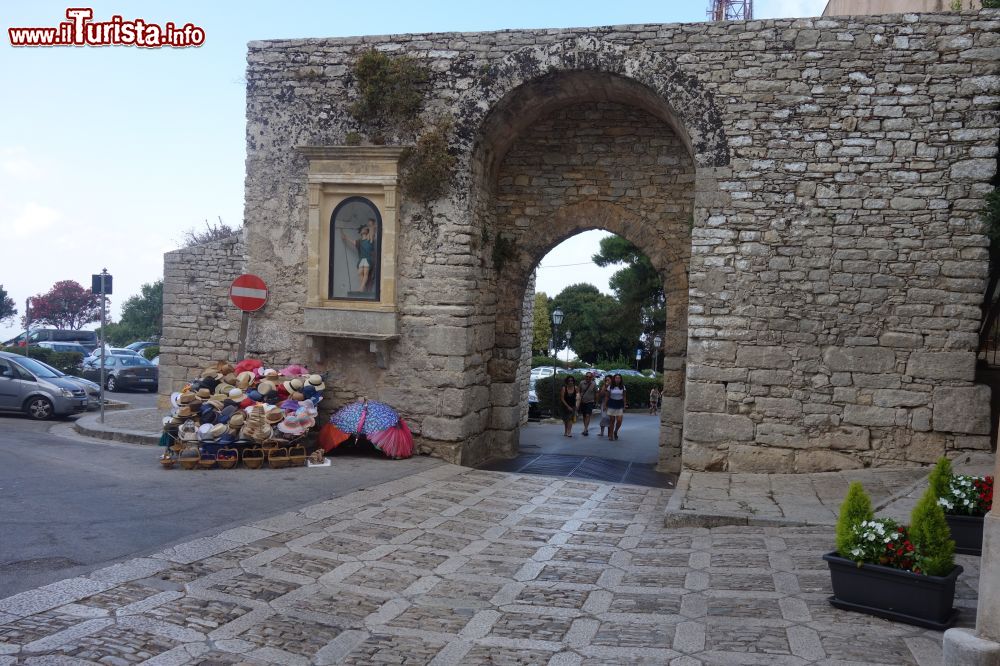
[160,235,246,399]
[193,10,1000,471]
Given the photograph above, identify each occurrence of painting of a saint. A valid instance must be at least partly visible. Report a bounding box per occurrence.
[330,197,381,300]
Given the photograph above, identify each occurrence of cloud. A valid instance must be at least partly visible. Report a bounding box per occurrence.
[0,147,44,180]
[0,202,61,239]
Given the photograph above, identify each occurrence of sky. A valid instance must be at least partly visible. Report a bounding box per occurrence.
[0,0,826,342]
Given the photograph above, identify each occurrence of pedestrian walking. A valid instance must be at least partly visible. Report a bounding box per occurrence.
[578,372,597,436]
[603,373,627,441]
[596,377,610,437]
[559,376,578,437]
[649,386,660,415]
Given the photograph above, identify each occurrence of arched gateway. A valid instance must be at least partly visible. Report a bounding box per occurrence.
[163,14,998,474]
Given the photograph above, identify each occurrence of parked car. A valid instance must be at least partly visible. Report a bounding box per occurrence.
[34,341,89,355]
[0,351,89,419]
[24,358,101,409]
[528,388,540,420]
[81,354,158,392]
[85,346,141,360]
[150,355,159,366]
[606,368,644,377]
[3,328,98,352]
[125,341,157,356]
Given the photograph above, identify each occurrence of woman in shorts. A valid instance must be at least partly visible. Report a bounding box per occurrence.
[603,373,627,441]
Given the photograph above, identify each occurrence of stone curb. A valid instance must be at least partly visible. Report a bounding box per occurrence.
[73,409,161,446]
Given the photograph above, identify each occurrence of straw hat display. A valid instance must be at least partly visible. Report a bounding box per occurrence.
[159,357,327,469]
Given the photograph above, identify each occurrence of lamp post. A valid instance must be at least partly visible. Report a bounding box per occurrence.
[551,307,563,418]
[565,330,572,369]
[653,335,662,374]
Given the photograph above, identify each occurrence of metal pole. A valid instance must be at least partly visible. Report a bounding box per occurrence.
[551,322,558,419]
[23,298,30,358]
[99,268,107,424]
[237,311,250,359]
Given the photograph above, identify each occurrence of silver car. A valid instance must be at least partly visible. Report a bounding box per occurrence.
[0,351,89,419]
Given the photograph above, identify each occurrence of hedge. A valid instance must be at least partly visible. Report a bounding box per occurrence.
[534,374,663,415]
[1,346,84,376]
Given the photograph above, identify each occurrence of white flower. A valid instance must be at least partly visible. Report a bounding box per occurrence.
[851,548,862,556]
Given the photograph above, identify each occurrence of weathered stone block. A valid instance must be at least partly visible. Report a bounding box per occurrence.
[689,340,737,364]
[814,426,871,450]
[872,389,929,408]
[756,423,808,448]
[843,404,898,427]
[685,382,726,413]
[754,397,802,418]
[907,432,947,463]
[906,352,976,381]
[793,449,864,473]
[823,346,896,373]
[682,441,726,472]
[933,385,991,434]
[728,444,793,473]
[736,345,792,369]
[684,412,754,443]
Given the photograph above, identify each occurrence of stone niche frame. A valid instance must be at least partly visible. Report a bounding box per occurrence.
[297,146,404,365]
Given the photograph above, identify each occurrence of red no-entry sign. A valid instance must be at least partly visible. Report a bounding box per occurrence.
[230,274,268,312]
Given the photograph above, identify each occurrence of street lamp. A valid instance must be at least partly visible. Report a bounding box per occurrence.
[551,307,564,417]
[653,335,662,374]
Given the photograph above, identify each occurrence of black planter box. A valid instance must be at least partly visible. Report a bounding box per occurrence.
[823,552,962,630]
[944,513,984,556]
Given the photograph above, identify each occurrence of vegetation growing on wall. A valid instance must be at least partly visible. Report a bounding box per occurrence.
[349,49,428,134]
[400,119,456,204]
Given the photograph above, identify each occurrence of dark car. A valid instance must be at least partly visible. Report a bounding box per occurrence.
[125,341,157,356]
[81,354,158,392]
[4,328,99,352]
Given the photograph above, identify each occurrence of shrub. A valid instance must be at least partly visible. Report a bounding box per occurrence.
[928,456,953,500]
[836,482,874,557]
[349,49,428,132]
[909,486,955,576]
[142,346,159,360]
[400,119,456,204]
[535,374,663,414]
[1,346,83,375]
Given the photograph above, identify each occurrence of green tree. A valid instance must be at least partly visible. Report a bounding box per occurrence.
[592,235,665,342]
[836,482,874,557]
[550,283,641,364]
[102,281,163,345]
[928,457,953,500]
[0,284,16,325]
[531,291,551,355]
[909,486,955,576]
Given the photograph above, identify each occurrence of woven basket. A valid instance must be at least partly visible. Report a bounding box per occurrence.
[159,453,176,469]
[288,445,307,467]
[268,447,290,469]
[216,447,239,469]
[242,446,265,469]
[178,445,200,470]
[198,453,217,470]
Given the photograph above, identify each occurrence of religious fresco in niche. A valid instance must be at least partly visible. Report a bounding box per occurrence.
[329,196,381,300]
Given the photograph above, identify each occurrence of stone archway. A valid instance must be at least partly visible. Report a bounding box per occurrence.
[473,75,701,472]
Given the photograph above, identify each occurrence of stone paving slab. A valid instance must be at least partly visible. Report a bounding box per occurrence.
[0,463,980,665]
[665,460,996,528]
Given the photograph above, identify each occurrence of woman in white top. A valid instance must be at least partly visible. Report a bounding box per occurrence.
[602,373,627,441]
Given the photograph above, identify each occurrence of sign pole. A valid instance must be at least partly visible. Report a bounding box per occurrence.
[23,298,30,358]
[98,268,108,424]
[229,274,268,360]
[237,310,250,359]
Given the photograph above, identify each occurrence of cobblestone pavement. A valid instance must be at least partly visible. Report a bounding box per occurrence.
[0,464,980,665]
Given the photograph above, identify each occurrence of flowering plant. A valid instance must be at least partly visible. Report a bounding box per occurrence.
[937,474,993,517]
[844,518,920,573]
